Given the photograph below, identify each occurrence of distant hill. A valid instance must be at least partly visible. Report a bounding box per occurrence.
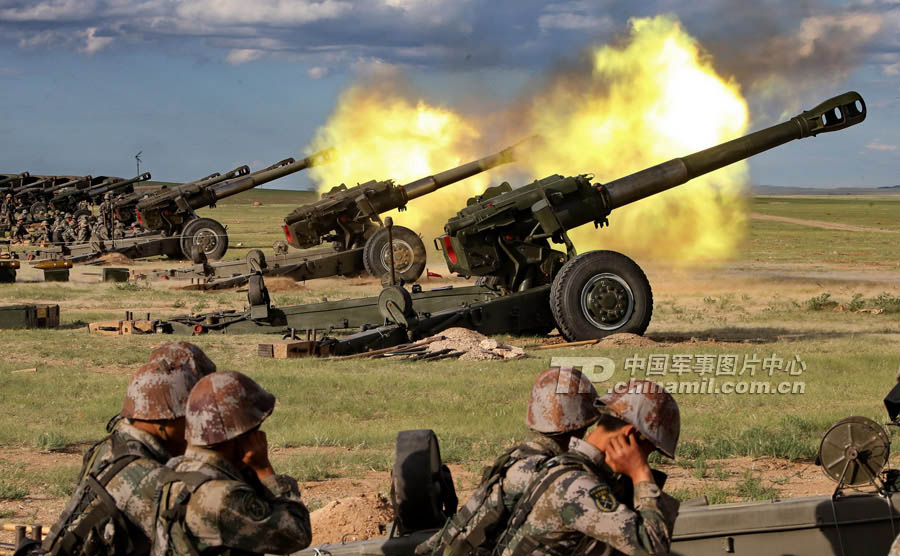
[753,184,900,195]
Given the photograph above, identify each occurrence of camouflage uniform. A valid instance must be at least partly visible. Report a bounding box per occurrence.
[151,371,311,556]
[42,419,176,555]
[12,219,28,243]
[42,344,216,556]
[37,221,51,244]
[494,436,678,556]
[152,446,312,555]
[100,194,114,235]
[420,368,600,556]
[75,217,91,243]
[1,195,13,228]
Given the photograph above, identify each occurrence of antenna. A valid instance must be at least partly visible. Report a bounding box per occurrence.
[135,151,143,175]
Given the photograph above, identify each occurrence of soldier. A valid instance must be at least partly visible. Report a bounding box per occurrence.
[75,215,91,243]
[36,220,51,245]
[59,213,77,244]
[11,217,29,244]
[493,379,681,556]
[92,218,109,241]
[113,219,126,239]
[419,367,600,555]
[100,192,114,235]
[1,193,13,229]
[38,342,216,556]
[150,371,312,556]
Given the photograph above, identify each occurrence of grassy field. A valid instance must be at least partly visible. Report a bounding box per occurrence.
[2,191,900,519]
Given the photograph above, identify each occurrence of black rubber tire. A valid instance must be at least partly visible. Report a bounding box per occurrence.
[246,249,266,272]
[30,202,47,219]
[180,218,228,261]
[362,225,427,283]
[550,250,653,342]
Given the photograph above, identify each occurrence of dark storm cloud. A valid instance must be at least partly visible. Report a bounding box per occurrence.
[0,0,895,87]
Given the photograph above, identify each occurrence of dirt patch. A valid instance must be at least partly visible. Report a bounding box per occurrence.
[309,494,394,546]
[97,253,134,265]
[425,328,526,361]
[262,278,308,292]
[594,333,658,348]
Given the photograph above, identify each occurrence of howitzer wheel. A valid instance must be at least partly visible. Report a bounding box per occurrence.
[30,202,47,220]
[248,274,271,308]
[378,285,415,327]
[363,225,427,283]
[247,249,267,272]
[180,218,228,261]
[550,250,653,342]
[817,416,889,488]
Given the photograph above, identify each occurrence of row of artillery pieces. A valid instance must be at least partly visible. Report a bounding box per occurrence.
[1,92,870,357]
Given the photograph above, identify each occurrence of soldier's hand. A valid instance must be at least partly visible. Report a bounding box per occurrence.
[240,430,276,480]
[605,432,654,485]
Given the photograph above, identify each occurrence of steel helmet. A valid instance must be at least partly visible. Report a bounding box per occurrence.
[526,367,600,434]
[148,341,216,378]
[597,379,680,458]
[185,371,275,446]
[121,359,209,421]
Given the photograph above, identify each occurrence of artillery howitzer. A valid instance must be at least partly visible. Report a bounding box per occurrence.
[48,173,147,216]
[28,149,334,263]
[110,166,250,228]
[280,91,865,354]
[152,141,528,289]
[141,92,865,342]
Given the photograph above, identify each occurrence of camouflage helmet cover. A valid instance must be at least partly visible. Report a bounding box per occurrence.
[148,341,216,378]
[185,371,275,446]
[122,360,207,420]
[526,367,600,434]
[121,342,216,420]
[597,379,680,458]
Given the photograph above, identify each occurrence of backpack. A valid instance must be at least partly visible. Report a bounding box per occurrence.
[39,432,144,556]
[427,442,557,556]
[390,430,458,536]
[150,471,214,556]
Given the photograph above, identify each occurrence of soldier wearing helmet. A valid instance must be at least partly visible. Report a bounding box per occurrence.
[150,371,311,556]
[40,342,216,556]
[37,220,51,245]
[493,379,681,556]
[418,367,601,555]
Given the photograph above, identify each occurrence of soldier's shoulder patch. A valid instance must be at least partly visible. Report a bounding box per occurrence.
[589,484,617,512]
[238,490,271,521]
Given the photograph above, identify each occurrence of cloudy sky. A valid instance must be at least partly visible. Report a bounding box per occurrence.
[1,0,897,188]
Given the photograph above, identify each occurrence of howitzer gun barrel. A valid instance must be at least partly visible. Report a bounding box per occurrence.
[46,176,93,195]
[87,172,151,196]
[402,138,530,201]
[15,176,56,194]
[209,148,335,203]
[0,172,29,189]
[187,166,248,189]
[601,92,866,209]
